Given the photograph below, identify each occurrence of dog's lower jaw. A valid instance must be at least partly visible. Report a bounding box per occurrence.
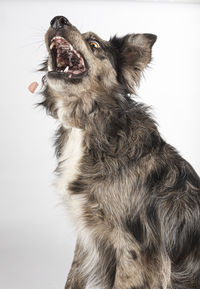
[46,74,66,92]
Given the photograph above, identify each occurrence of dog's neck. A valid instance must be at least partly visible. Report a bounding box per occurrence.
[46,83,129,130]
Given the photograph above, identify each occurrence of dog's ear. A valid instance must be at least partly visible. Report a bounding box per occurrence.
[111,33,157,93]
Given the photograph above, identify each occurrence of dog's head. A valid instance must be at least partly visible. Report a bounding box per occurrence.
[42,16,156,127]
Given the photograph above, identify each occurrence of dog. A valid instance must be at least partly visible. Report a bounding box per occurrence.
[40,16,200,289]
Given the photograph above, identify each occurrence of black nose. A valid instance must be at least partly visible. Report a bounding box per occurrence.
[50,16,70,30]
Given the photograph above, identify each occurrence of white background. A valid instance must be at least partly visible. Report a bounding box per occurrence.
[0,1,200,289]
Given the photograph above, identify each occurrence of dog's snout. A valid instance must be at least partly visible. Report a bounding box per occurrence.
[50,16,70,30]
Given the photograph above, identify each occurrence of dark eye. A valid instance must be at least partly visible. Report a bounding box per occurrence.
[89,40,100,49]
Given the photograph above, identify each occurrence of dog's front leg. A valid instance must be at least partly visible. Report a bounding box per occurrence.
[65,240,87,289]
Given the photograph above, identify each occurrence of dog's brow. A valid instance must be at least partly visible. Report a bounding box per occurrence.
[83,32,103,43]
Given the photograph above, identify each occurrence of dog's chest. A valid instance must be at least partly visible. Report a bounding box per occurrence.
[56,127,84,196]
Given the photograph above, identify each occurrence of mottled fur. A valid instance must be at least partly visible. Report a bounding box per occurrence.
[40,17,200,289]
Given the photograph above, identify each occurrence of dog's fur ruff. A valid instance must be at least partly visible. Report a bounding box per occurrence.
[40,17,200,289]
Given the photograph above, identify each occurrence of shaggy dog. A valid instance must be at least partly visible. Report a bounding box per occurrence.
[40,16,200,289]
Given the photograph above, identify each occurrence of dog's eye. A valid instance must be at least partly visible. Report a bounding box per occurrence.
[89,41,100,49]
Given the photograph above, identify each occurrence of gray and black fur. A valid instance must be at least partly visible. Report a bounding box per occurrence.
[40,16,200,289]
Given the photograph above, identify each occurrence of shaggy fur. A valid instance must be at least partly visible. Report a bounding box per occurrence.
[40,16,200,289]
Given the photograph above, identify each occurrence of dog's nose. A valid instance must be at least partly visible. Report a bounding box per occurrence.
[50,16,70,30]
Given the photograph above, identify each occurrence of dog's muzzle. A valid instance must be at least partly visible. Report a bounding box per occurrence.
[47,16,88,80]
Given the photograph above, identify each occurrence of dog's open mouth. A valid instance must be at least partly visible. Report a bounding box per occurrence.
[48,36,87,79]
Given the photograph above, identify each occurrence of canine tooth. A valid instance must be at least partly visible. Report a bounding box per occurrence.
[70,44,73,50]
[50,42,55,50]
[64,66,69,72]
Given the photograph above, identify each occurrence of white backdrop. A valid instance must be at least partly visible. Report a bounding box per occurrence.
[0,1,200,289]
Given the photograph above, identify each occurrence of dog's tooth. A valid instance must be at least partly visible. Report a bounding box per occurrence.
[48,64,52,71]
[51,36,64,42]
[64,66,69,72]
[80,59,84,67]
[55,36,63,41]
[70,44,73,51]
[50,42,55,50]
